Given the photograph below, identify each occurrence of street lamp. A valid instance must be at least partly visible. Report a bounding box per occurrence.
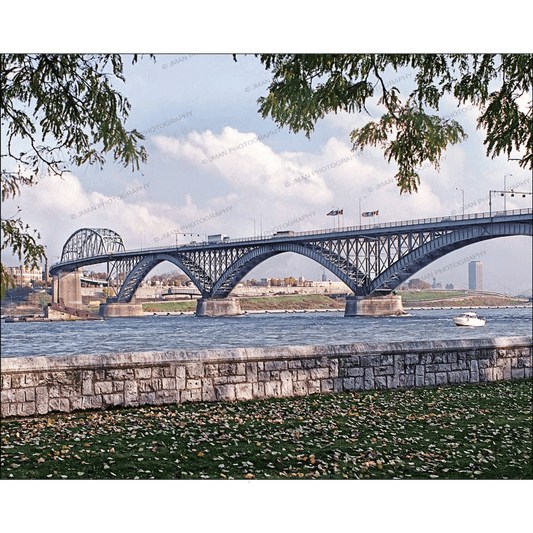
[456,187,465,217]
[504,174,512,212]
[249,217,256,238]
[260,212,267,237]
[359,196,366,226]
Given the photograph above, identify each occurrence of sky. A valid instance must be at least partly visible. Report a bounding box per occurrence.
[3,54,532,295]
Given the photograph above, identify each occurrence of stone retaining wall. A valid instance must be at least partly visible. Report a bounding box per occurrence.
[1,336,531,418]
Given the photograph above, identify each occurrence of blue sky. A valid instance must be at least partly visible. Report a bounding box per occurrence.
[3,53,531,294]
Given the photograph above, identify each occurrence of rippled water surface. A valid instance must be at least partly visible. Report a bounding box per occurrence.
[1,307,531,358]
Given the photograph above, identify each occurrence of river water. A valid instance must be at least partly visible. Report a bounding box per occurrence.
[1,307,531,358]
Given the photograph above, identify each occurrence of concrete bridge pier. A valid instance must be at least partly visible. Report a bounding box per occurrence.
[99,301,144,318]
[345,294,407,317]
[196,298,243,317]
[52,270,82,308]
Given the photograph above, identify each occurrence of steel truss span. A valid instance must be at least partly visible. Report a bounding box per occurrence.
[61,228,125,262]
[49,210,532,302]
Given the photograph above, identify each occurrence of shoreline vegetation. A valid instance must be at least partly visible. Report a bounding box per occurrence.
[2,379,531,480]
[138,292,529,315]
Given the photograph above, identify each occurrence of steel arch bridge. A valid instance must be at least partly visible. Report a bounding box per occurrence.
[50,209,532,303]
[60,228,125,262]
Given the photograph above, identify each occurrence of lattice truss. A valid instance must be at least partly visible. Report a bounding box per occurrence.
[111,228,453,302]
[61,228,125,262]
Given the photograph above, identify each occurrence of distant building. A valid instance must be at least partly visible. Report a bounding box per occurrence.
[4,265,44,287]
[468,261,483,291]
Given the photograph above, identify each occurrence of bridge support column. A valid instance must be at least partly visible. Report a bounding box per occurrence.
[345,294,407,317]
[196,298,242,317]
[99,302,144,318]
[52,270,82,308]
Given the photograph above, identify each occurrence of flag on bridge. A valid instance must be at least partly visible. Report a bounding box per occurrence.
[362,210,379,217]
[327,209,344,216]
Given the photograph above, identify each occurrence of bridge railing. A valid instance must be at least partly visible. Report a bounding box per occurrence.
[49,207,532,269]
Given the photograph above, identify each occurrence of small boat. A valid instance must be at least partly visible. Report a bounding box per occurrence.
[454,311,486,327]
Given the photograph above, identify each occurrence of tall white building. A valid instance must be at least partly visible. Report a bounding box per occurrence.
[468,261,483,291]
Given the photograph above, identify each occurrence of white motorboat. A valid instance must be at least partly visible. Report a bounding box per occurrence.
[454,312,486,327]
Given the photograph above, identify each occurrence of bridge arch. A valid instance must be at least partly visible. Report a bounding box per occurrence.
[210,242,359,298]
[367,222,532,295]
[115,253,206,302]
[61,228,125,262]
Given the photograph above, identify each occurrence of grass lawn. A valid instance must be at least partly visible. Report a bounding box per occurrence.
[1,379,531,480]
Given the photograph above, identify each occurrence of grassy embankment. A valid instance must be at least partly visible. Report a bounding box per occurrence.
[400,291,527,308]
[141,294,345,313]
[1,379,531,480]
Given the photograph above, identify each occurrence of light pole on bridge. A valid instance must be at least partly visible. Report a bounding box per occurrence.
[260,212,267,237]
[359,196,366,226]
[503,174,512,212]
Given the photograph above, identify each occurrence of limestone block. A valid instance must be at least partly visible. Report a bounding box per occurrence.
[281,379,293,397]
[246,362,258,382]
[215,384,236,401]
[134,367,152,379]
[139,392,156,405]
[124,381,139,404]
[1,374,11,389]
[155,390,180,404]
[265,360,288,371]
[186,363,204,378]
[24,389,36,402]
[374,376,387,389]
[102,393,123,406]
[235,383,253,400]
[364,368,374,390]
[331,377,342,392]
[112,381,124,392]
[374,365,393,376]
[347,367,364,377]
[435,372,448,385]
[36,386,49,415]
[11,374,24,388]
[343,378,355,391]
[205,364,219,377]
[294,369,308,381]
[320,379,334,393]
[227,375,246,384]
[252,382,265,398]
[138,379,162,392]
[95,381,113,395]
[293,381,308,396]
[82,378,94,396]
[49,398,70,412]
[469,360,479,382]
[1,389,16,403]
[161,378,177,390]
[308,380,320,395]
[202,383,216,402]
[310,368,329,380]
[387,375,400,389]
[264,381,282,397]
